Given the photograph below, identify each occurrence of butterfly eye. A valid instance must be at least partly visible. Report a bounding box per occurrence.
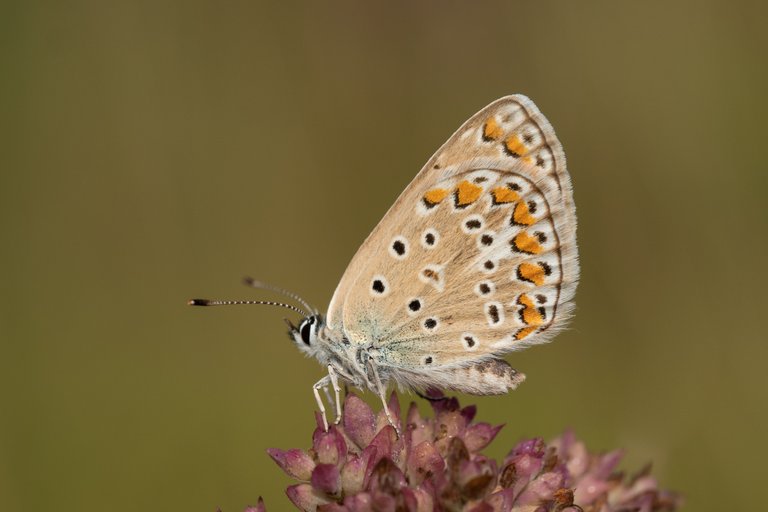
[300,317,314,346]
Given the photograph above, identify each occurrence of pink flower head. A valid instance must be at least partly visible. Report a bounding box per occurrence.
[258,392,680,511]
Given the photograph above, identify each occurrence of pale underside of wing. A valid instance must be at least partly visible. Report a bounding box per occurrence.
[325,96,578,391]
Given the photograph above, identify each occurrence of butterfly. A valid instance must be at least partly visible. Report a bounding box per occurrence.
[191,95,579,435]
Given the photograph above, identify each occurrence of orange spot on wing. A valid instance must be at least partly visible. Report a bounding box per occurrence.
[512,201,536,226]
[423,188,448,205]
[514,326,538,341]
[504,134,528,157]
[518,294,545,326]
[492,187,519,204]
[511,232,543,255]
[483,117,503,141]
[517,262,545,285]
[422,268,438,280]
[456,180,482,206]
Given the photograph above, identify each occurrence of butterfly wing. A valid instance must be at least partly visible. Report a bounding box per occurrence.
[325,95,578,393]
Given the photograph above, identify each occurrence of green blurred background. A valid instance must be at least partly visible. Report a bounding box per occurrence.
[1,1,766,510]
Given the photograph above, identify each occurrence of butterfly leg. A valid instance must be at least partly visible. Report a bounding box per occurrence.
[312,375,331,432]
[327,365,343,425]
[367,357,401,437]
[322,385,335,414]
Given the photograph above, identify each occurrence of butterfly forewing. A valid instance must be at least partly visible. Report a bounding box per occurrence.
[325,95,578,390]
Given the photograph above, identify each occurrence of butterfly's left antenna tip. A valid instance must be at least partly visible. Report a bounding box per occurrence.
[188,299,210,306]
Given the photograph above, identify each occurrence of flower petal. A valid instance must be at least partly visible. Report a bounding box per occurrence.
[340,449,375,495]
[367,425,399,467]
[343,394,376,449]
[573,474,612,505]
[431,398,469,448]
[463,422,503,453]
[267,448,315,480]
[554,434,588,478]
[457,457,496,500]
[243,496,266,512]
[317,503,347,512]
[406,441,444,486]
[398,488,419,511]
[510,437,546,457]
[286,483,331,511]
[368,457,407,495]
[593,448,624,479]
[515,471,564,504]
[466,502,494,512]
[411,485,435,512]
[342,492,373,512]
[460,404,477,424]
[486,488,515,512]
[314,426,348,466]
[311,463,341,496]
[375,391,402,432]
[514,452,544,479]
[368,491,397,511]
[430,395,459,415]
[405,402,433,449]
[445,436,470,478]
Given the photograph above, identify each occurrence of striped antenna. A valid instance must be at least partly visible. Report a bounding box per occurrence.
[188,298,309,317]
[241,277,317,314]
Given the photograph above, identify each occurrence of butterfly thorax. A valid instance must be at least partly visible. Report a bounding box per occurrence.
[290,315,380,392]
[316,324,384,392]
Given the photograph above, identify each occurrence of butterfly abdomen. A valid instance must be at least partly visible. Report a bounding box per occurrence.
[392,358,526,395]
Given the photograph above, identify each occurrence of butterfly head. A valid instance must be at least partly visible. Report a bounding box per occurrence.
[190,278,328,357]
[287,314,325,355]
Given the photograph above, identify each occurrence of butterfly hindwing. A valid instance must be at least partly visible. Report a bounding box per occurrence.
[325,95,578,392]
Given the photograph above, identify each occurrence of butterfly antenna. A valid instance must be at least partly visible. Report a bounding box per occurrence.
[242,277,318,314]
[188,298,309,317]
